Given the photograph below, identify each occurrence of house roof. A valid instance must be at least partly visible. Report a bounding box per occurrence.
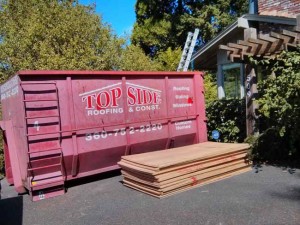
[191,14,297,70]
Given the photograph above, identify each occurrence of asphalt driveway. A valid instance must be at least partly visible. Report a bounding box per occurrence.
[0,165,299,225]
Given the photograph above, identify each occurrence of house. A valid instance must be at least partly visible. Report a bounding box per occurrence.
[191,0,300,135]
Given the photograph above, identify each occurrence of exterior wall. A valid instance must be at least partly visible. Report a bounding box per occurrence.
[258,0,300,18]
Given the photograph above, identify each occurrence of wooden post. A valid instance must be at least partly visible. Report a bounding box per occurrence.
[244,28,259,136]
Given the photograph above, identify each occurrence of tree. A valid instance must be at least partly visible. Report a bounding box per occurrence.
[0,0,125,80]
[132,0,248,57]
[119,44,160,71]
[203,72,217,104]
[155,47,182,71]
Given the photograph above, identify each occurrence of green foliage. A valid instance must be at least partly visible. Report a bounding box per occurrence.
[0,0,125,78]
[203,72,217,104]
[119,45,182,72]
[119,44,160,71]
[206,99,246,143]
[249,48,300,161]
[155,47,182,71]
[132,0,248,57]
[246,129,289,162]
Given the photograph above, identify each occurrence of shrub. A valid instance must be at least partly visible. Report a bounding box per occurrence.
[206,98,246,143]
[248,48,300,161]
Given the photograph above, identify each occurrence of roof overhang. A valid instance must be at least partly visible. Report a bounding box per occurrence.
[192,14,297,70]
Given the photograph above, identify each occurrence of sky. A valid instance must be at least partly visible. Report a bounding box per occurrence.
[79,0,136,37]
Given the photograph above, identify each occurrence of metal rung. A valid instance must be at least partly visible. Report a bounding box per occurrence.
[28,163,61,171]
[25,115,59,119]
[26,132,60,137]
[31,179,64,192]
[30,155,61,163]
[23,99,58,102]
[20,82,57,85]
[23,89,57,93]
[28,147,62,154]
[177,28,199,72]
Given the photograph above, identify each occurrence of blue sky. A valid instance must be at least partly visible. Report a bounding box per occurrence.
[79,0,136,36]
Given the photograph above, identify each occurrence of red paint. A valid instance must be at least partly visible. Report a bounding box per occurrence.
[191,176,198,186]
[111,88,122,107]
[82,94,96,109]
[188,97,193,104]
[127,86,160,106]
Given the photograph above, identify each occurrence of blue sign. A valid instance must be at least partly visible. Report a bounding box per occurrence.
[212,130,220,140]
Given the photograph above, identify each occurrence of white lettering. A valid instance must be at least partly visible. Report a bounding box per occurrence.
[175,95,189,99]
[176,125,191,130]
[173,86,190,91]
[135,105,159,112]
[175,120,193,130]
[175,120,192,126]
[87,108,124,116]
[173,103,192,108]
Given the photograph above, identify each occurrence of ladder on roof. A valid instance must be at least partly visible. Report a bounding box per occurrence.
[177,28,199,72]
[21,82,65,201]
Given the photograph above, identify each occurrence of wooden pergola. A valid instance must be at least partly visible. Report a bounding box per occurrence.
[219,28,300,62]
[218,15,300,136]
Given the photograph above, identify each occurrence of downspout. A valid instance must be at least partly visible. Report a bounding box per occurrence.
[249,0,258,14]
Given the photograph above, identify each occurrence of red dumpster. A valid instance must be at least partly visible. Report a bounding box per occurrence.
[0,70,207,201]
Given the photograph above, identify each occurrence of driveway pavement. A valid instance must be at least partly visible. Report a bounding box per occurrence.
[0,165,299,225]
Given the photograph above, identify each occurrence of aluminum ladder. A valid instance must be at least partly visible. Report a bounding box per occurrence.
[177,28,199,72]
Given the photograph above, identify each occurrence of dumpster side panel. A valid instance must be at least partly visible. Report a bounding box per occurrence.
[6,71,208,186]
[3,132,13,184]
[64,73,207,178]
[70,76,169,177]
[0,76,28,192]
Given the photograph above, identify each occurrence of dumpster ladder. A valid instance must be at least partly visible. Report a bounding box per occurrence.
[21,82,65,201]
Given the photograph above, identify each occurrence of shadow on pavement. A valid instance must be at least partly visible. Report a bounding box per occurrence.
[268,188,300,202]
[0,196,23,225]
[252,161,300,174]
[66,169,121,190]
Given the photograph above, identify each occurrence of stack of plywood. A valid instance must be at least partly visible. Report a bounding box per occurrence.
[118,142,251,198]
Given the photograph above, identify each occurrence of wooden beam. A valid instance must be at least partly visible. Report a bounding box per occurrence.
[285,42,298,50]
[241,52,254,57]
[258,34,277,42]
[238,40,258,54]
[229,54,241,62]
[229,43,252,59]
[266,40,283,54]
[248,38,270,55]
[228,43,250,51]
[219,45,238,52]
[270,31,293,43]
[244,28,258,136]
[282,30,298,39]
[248,38,268,45]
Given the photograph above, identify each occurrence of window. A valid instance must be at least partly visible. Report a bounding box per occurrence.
[222,63,244,99]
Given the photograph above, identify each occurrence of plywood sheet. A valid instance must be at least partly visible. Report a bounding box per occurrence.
[119,142,251,198]
[121,142,250,169]
[123,167,251,198]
